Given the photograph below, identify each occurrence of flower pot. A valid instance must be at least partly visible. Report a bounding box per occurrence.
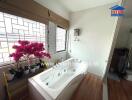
[24,69,30,75]
[30,68,36,73]
[15,67,24,78]
[6,73,14,81]
[35,65,40,70]
[15,71,23,78]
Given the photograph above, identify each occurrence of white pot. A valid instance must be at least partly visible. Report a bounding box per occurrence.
[6,74,14,81]
[35,65,40,70]
[30,68,36,73]
[24,69,29,75]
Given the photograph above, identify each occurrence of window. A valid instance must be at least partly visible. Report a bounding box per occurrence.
[0,12,46,64]
[56,27,66,52]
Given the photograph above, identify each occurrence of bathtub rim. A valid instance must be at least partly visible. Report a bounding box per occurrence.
[29,73,85,100]
[28,58,88,100]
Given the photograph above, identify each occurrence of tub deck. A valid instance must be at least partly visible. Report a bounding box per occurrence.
[27,73,103,100]
[71,74,103,100]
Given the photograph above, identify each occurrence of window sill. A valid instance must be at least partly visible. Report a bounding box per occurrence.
[0,58,37,68]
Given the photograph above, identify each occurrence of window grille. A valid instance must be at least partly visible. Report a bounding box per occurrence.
[0,12,46,64]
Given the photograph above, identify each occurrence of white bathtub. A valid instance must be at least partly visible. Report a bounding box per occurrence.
[29,58,88,100]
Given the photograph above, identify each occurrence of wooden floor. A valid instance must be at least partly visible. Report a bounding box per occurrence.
[108,79,132,100]
[71,74,103,100]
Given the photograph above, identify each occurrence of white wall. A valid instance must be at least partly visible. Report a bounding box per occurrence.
[34,0,70,20]
[68,3,119,77]
[116,18,132,48]
[48,21,68,64]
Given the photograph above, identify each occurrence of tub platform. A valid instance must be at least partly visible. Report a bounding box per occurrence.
[28,58,88,100]
[28,73,103,100]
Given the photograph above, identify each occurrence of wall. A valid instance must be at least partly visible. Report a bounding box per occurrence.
[116,18,132,48]
[48,21,68,64]
[34,0,70,20]
[68,3,119,78]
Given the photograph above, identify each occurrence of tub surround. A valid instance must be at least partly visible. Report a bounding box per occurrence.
[29,58,88,100]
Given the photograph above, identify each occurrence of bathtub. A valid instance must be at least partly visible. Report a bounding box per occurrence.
[28,58,88,100]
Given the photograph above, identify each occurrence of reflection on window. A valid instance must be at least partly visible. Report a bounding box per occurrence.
[0,12,46,64]
[56,27,66,52]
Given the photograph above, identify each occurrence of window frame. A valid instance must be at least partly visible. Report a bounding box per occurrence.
[56,26,67,52]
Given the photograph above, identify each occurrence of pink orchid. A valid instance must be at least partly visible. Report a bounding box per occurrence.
[10,40,51,62]
[18,40,30,46]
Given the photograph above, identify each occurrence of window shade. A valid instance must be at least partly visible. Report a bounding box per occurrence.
[0,0,49,24]
[48,10,69,29]
[0,0,70,28]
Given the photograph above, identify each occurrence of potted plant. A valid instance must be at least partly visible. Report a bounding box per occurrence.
[31,42,51,69]
[9,40,30,78]
[36,62,41,68]
[34,51,51,69]
[35,63,40,70]
[30,65,36,73]
[6,68,16,81]
[39,59,47,69]
[24,66,29,75]
[15,67,24,78]
[10,40,51,76]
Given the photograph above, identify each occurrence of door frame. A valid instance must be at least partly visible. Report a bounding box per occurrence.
[103,0,126,81]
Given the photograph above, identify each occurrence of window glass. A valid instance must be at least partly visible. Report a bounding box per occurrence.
[56,27,66,52]
[0,12,46,64]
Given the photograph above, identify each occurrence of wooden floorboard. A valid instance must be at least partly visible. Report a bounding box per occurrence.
[108,79,132,100]
[71,74,103,100]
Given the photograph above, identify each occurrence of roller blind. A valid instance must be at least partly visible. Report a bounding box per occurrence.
[0,0,49,24]
[48,10,69,29]
[0,0,70,28]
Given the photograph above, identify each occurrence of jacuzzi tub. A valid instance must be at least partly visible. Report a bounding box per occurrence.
[29,58,88,100]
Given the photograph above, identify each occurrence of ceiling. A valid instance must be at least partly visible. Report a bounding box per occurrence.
[34,0,132,18]
[58,0,120,12]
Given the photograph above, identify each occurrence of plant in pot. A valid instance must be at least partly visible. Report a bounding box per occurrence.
[6,68,16,81]
[9,52,24,78]
[35,63,40,70]
[15,67,23,78]
[24,66,29,75]
[10,40,51,76]
[30,64,36,73]
[32,42,51,69]
[39,59,47,69]
[9,40,30,78]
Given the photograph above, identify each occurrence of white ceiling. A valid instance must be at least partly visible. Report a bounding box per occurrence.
[35,0,132,18]
[58,0,120,12]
